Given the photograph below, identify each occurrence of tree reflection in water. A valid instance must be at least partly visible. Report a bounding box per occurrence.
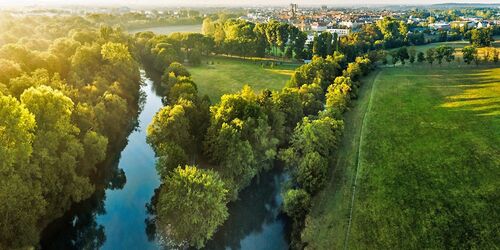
[40,146,128,249]
[144,166,291,250]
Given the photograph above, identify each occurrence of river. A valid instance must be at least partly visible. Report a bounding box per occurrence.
[40,71,289,249]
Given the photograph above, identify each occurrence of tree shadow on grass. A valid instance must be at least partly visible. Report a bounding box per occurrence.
[425,67,500,117]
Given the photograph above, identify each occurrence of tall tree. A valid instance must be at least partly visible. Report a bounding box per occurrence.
[462,45,477,65]
[21,86,93,219]
[397,47,410,65]
[0,95,46,249]
[426,48,436,66]
[156,165,228,249]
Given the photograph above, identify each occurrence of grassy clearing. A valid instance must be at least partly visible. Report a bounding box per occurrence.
[304,65,500,249]
[187,56,301,102]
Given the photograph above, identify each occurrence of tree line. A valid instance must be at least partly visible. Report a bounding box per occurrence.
[0,15,143,248]
[384,45,499,67]
[130,15,495,66]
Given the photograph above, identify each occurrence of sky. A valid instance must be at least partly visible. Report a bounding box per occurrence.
[1,0,500,7]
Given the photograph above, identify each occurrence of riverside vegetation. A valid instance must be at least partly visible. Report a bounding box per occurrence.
[0,10,499,249]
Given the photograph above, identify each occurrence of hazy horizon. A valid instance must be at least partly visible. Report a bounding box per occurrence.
[1,0,500,8]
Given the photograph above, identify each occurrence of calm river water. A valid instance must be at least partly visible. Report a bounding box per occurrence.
[40,72,289,249]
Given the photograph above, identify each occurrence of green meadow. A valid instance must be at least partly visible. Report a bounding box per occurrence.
[187,56,301,101]
[303,65,500,249]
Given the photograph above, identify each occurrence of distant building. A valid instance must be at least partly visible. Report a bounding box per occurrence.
[429,22,451,31]
[327,28,350,37]
[339,20,362,29]
[451,21,475,29]
[477,21,491,28]
[311,22,327,32]
[297,21,311,32]
[290,3,298,18]
[305,35,315,45]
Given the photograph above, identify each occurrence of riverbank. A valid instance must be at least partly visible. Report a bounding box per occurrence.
[40,68,294,249]
[40,72,163,249]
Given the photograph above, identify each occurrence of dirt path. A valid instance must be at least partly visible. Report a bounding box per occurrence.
[343,70,381,250]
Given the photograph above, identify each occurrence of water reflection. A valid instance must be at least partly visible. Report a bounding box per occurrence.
[40,151,126,249]
[41,73,162,249]
[41,69,290,250]
[144,167,291,250]
[205,167,290,250]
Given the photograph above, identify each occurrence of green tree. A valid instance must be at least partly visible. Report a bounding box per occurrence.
[297,152,329,193]
[397,47,409,65]
[204,87,278,198]
[168,79,198,104]
[469,28,493,47]
[298,83,324,116]
[272,88,304,131]
[167,62,191,78]
[288,56,343,90]
[417,51,425,63]
[80,131,108,176]
[0,95,46,249]
[8,69,65,98]
[462,45,477,65]
[281,116,344,193]
[326,76,353,117]
[254,23,269,57]
[390,50,399,67]
[156,165,228,249]
[276,23,290,56]
[283,188,311,220]
[21,86,93,219]
[283,187,311,250]
[204,122,257,199]
[0,59,22,86]
[313,32,333,58]
[493,49,499,64]
[202,18,216,36]
[312,33,323,57]
[408,47,416,64]
[101,42,132,63]
[147,104,193,156]
[94,92,129,144]
[426,48,436,66]
[443,46,455,64]
[435,46,446,65]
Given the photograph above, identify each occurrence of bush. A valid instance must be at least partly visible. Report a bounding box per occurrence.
[283,188,311,221]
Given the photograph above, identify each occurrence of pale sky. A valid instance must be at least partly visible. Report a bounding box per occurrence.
[1,0,500,7]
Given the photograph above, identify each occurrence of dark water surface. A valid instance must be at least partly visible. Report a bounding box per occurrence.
[41,72,289,249]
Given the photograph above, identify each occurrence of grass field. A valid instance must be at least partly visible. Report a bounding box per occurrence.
[303,65,500,249]
[187,56,301,102]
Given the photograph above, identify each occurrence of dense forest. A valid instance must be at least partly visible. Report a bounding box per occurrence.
[0,14,142,248]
